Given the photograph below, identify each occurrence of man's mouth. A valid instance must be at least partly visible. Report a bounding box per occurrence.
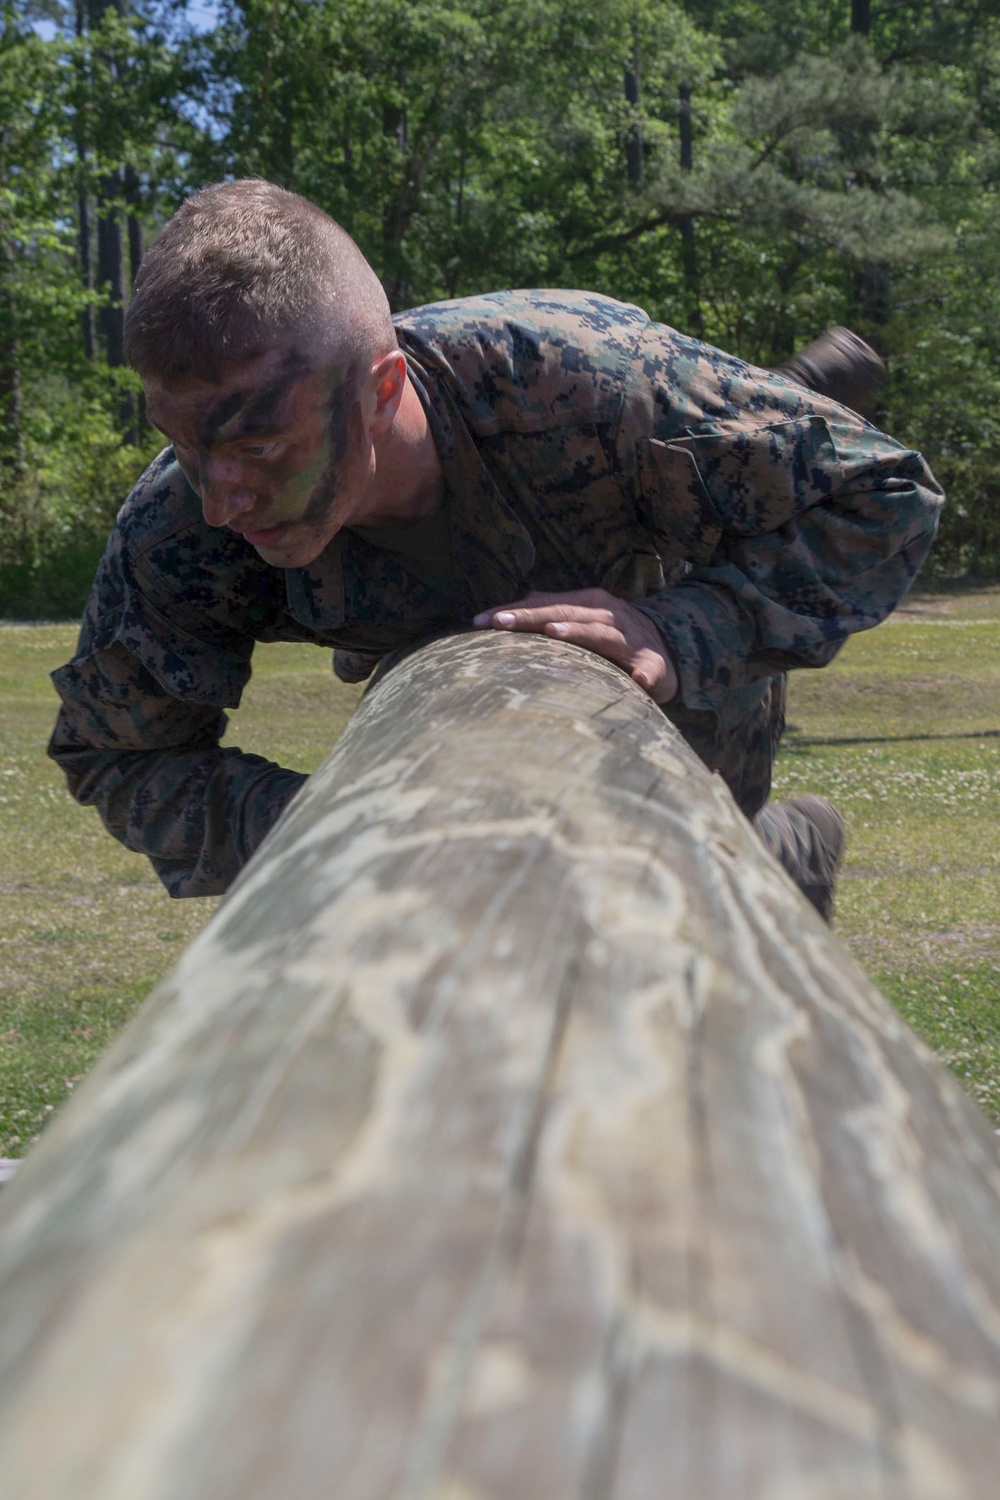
[239,522,292,547]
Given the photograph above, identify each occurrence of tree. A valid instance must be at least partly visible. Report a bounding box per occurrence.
[4,0,1000,609]
[0,6,61,481]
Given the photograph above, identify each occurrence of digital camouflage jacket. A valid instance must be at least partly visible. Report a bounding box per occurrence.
[49,291,943,897]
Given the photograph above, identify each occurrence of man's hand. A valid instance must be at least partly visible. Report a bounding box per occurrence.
[473,589,678,704]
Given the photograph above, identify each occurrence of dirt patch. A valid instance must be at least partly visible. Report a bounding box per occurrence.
[786,669,1000,736]
[917,926,1000,959]
[895,597,961,618]
[899,584,1000,619]
[844,675,966,693]
[847,926,1000,970]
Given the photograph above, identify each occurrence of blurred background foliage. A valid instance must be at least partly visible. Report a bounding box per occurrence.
[1,0,998,616]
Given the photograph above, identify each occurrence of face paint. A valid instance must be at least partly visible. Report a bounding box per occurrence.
[197,388,250,450]
[147,341,371,564]
[241,363,361,532]
[256,431,333,527]
[301,368,363,524]
[199,349,311,450]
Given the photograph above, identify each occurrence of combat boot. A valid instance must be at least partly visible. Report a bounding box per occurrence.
[778,327,886,419]
[753,795,846,923]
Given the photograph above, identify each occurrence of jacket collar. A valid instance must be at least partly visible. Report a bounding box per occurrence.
[284,533,347,630]
[401,347,535,614]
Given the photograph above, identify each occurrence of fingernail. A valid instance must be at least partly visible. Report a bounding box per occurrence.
[494,612,515,627]
[548,622,570,636]
[473,612,490,626]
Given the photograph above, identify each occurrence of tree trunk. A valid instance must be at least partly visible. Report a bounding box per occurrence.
[77,189,96,364]
[678,82,703,338]
[124,161,143,287]
[624,32,642,189]
[89,0,131,386]
[0,340,23,483]
[95,171,137,432]
[849,0,888,392]
[124,161,144,442]
[95,176,126,368]
[75,0,96,363]
[854,257,891,333]
[3,631,1000,1497]
[0,240,25,482]
[381,103,413,309]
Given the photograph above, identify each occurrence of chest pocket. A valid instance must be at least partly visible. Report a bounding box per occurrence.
[636,415,840,566]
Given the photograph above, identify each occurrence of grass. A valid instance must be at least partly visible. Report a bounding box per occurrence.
[0,588,997,1155]
[0,631,361,1157]
[775,585,1000,1118]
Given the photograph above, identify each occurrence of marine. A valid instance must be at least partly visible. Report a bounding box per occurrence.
[48,179,944,912]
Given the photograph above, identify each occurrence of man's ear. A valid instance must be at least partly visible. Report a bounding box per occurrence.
[368,350,407,434]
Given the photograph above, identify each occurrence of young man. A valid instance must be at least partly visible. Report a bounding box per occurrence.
[49,180,943,914]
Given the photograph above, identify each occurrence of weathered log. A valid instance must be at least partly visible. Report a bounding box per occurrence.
[2,631,1000,1499]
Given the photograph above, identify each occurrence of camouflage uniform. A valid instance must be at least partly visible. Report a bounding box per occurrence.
[49,292,943,897]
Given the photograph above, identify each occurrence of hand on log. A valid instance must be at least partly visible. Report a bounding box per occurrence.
[473,587,679,703]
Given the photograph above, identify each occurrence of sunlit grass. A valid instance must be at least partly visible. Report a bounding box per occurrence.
[775,587,1000,1119]
[1,586,998,1155]
[0,627,361,1157]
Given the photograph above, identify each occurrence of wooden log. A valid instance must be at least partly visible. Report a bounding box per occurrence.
[1,630,1000,1499]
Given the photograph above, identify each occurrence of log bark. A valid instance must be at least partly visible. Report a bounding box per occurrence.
[2,631,1000,1499]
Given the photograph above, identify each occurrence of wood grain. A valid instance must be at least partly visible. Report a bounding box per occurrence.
[1,631,999,1499]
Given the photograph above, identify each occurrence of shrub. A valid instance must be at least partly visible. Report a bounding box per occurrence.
[0,376,159,619]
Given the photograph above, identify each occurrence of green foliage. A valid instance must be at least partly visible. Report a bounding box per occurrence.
[0,376,159,616]
[2,0,1000,604]
[0,0,197,614]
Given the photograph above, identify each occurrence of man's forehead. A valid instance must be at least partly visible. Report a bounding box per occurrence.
[147,341,308,404]
[145,341,349,442]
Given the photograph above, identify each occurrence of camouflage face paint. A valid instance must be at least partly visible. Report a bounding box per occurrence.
[157,346,362,544]
[239,361,361,533]
[197,348,311,450]
[301,368,363,527]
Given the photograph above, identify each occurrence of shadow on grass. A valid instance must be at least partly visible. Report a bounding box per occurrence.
[784,726,1000,749]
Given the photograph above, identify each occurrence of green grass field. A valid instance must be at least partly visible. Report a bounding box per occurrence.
[773,586,1000,1118]
[1,590,998,1156]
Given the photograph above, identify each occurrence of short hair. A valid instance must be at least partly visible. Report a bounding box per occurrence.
[124,180,396,384]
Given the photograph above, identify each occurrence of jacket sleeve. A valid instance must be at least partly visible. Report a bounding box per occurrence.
[48,530,306,899]
[618,355,944,727]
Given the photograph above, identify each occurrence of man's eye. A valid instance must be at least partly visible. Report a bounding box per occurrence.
[243,441,283,459]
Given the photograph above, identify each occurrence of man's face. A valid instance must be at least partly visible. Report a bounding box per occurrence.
[145,336,370,569]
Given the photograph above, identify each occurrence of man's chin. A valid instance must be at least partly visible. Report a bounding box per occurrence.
[243,524,327,569]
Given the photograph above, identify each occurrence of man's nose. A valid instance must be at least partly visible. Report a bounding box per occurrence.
[201,456,257,529]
